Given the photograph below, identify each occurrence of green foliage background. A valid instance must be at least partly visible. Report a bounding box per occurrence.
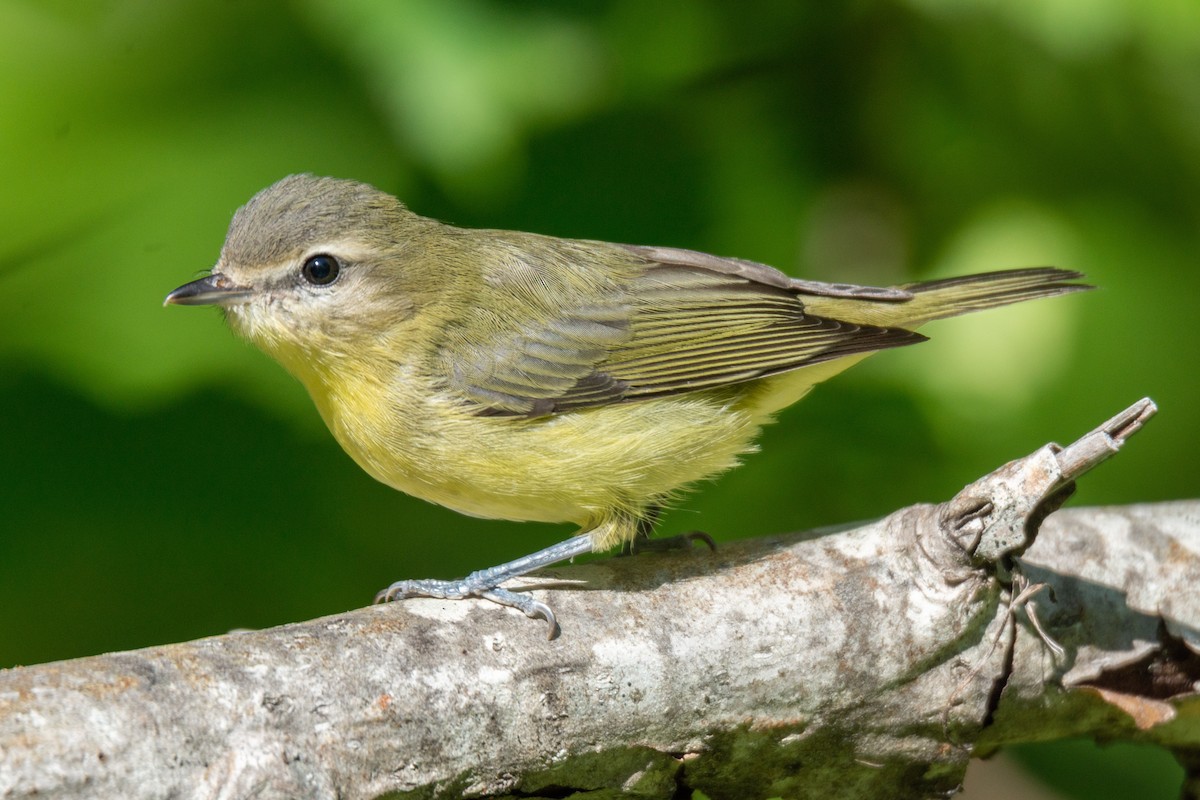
[1,1,1195,796]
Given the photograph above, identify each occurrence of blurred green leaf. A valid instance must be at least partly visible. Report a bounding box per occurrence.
[1010,739,1183,800]
[0,3,1195,795]
[297,0,605,195]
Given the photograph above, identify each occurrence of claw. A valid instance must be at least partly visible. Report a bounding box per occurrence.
[481,589,560,639]
[373,580,561,639]
[630,530,718,554]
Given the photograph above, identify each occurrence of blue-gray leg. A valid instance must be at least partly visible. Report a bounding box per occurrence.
[374,533,595,638]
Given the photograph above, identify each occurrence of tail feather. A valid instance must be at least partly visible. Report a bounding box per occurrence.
[899,267,1091,325]
[743,266,1089,417]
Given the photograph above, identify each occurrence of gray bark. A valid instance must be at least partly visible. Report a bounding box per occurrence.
[1,398,1196,800]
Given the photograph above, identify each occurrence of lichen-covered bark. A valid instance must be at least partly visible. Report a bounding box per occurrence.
[1,399,1195,800]
[983,500,1200,752]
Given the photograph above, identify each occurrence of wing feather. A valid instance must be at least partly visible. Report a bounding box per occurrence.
[440,244,923,417]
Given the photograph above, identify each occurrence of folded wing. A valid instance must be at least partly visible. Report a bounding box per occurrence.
[440,245,925,417]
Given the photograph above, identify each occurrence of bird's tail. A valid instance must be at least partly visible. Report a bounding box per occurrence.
[897,267,1091,326]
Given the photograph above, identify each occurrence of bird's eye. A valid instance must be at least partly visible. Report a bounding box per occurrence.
[301,254,340,286]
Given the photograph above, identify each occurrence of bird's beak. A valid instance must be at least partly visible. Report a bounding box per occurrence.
[164,273,254,307]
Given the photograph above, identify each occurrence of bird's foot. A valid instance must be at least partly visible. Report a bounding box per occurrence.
[627,530,717,555]
[374,533,596,639]
[375,576,559,638]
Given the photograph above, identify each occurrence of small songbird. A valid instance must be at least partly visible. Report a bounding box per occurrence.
[166,174,1088,633]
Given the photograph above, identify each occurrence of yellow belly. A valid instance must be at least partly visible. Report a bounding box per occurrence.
[302,352,867,550]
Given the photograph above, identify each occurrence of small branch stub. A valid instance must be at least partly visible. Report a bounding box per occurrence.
[951,397,1157,564]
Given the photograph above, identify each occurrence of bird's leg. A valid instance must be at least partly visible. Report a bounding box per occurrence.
[621,506,662,555]
[625,505,717,555]
[374,532,594,638]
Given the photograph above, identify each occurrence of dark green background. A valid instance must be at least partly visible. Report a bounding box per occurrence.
[1,2,1194,797]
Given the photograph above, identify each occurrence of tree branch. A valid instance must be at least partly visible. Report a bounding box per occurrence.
[2,398,1195,800]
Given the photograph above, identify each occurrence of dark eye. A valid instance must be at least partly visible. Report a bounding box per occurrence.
[301,254,340,286]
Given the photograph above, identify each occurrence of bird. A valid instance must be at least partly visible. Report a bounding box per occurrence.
[166,174,1089,635]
